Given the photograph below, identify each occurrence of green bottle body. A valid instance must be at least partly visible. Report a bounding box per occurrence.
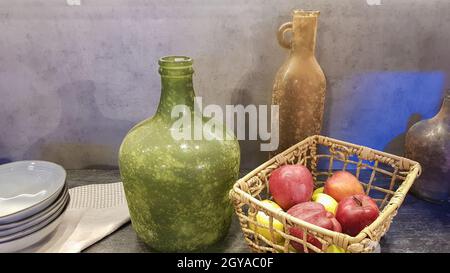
[118,56,240,252]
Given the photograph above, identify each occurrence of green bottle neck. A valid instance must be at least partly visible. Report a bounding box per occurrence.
[156,75,196,117]
[155,56,196,118]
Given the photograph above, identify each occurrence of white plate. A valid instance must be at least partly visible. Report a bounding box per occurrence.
[0,161,66,224]
[0,202,67,253]
[0,193,69,243]
[0,187,68,236]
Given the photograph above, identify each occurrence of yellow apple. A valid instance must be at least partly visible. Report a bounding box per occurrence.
[312,187,324,200]
[312,193,338,215]
[249,200,284,243]
[326,244,346,253]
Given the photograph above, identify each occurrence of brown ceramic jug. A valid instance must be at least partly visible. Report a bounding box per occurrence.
[272,10,326,154]
[405,90,450,203]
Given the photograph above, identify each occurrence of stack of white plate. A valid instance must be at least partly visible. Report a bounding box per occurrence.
[0,161,69,252]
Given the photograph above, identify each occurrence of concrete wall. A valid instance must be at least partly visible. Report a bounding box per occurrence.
[0,0,449,169]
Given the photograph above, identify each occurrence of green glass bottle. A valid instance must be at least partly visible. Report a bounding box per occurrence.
[119,56,240,252]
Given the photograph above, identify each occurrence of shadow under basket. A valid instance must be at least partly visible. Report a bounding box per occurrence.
[229,135,421,253]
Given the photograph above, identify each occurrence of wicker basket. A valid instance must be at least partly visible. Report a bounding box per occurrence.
[230,135,421,253]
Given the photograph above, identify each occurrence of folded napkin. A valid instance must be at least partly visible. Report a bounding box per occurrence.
[23,182,130,253]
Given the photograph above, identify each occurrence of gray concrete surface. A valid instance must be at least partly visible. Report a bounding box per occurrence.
[1,0,449,169]
[63,169,450,253]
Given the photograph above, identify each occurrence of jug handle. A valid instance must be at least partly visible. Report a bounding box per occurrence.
[277,22,293,49]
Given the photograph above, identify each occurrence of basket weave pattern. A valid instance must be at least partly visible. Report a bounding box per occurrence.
[230,135,421,253]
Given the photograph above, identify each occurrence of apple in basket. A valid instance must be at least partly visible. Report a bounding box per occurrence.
[324,171,365,202]
[287,202,342,252]
[249,200,284,244]
[336,194,380,236]
[269,165,314,210]
[312,193,338,215]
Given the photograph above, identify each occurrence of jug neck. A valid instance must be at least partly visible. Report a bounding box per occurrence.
[291,10,319,58]
[436,90,450,121]
[156,56,196,117]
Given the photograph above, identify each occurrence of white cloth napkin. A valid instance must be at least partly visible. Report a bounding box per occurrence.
[23,182,130,253]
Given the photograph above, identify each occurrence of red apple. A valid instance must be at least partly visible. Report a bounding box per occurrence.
[324,171,365,202]
[269,165,314,210]
[287,202,341,252]
[335,194,380,236]
[328,212,343,233]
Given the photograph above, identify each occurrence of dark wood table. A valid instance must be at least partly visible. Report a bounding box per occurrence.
[66,170,450,253]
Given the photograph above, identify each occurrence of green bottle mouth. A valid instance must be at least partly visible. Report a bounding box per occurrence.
[158,56,194,77]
